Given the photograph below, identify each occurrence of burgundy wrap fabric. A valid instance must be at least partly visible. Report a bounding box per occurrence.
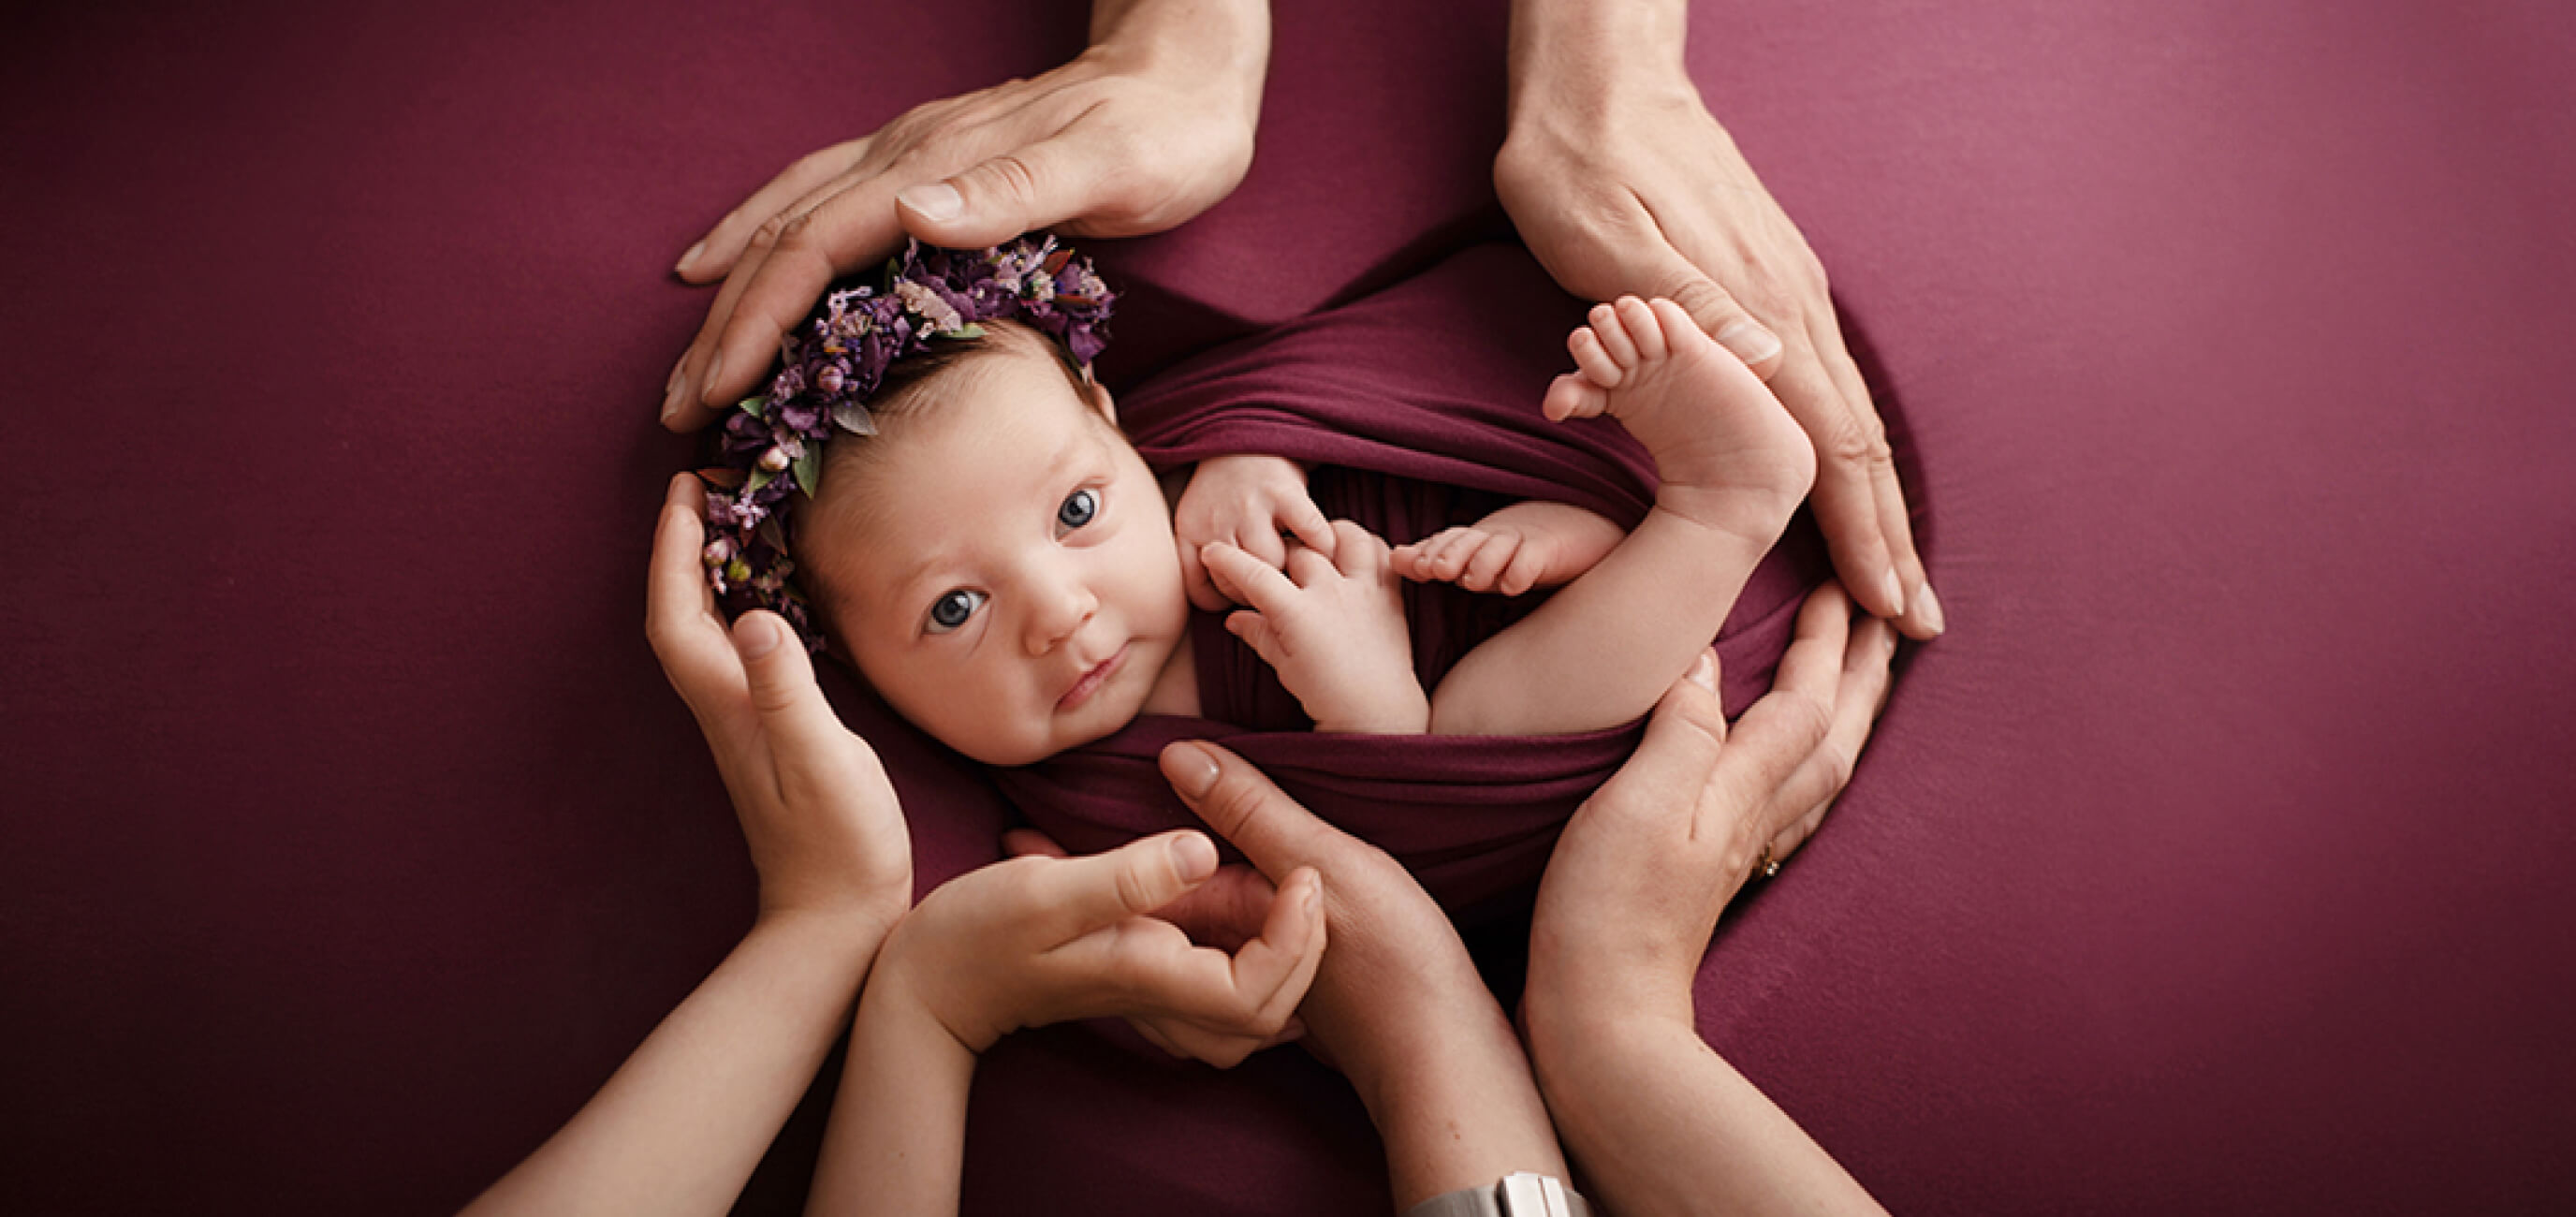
[999,240,1829,918]
[6,2,2573,1214]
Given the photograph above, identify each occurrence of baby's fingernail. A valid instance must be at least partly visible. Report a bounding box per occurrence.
[1688,651,1718,692]
[1169,832,1217,882]
[1716,319,1782,367]
[1878,567,1906,617]
[674,239,706,276]
[1163,742,1222,799]
[1914,580,1946,635]
[897,182,963,223]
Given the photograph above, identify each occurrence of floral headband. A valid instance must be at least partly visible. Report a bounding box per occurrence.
[697,236,1115,649]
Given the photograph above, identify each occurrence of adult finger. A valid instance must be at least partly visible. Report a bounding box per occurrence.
[674,138,869,283]
[730,611,876,809]
[647,475,749,731]
[1766,614,1899,860]
[1770,344,1907,623]
[692,172,922,415]
[1025,829,1222,938]
[1160,740,1353,884]
[1807,312,1940,638]
[893,123,1118,251]
[1576,651,1728,832]
[1698,586,1847,842]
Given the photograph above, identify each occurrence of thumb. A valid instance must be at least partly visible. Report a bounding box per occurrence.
[1038,829,1222,932]
[1576,650,1731,827]
[1649,259,1787,382]
[896,132,1107,249]
[1160,741,1348,884]
[730,611,866,786]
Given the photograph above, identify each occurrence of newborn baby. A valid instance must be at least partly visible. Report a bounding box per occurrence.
[703,239,1813,767]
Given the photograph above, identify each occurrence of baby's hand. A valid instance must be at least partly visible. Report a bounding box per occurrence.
[1390,501,1627,596]
[1175,454,1339,611]
[875,830,1325,1066]
[1202,522,1430,734]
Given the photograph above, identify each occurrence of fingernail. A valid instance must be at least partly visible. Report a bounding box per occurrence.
[1878,567,1907,617]
[661,355,688,424]
[1303,879,1322,918]
[674,239,705,276]
[1914,581,1946,636]
[897,182,963,223]
[734,613,781,658]
[1164,741,1221,799]
[1169,832,1217,882]
[701,350,725,405]
[1688,651,1717,692]
[1716,319,1782,367]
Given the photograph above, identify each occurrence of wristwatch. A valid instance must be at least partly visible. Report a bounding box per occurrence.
[1404,1172,1592,1217]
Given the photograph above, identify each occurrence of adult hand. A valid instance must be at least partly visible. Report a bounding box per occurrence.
[647,473,911,926]
[1497,0,1940,640]
[1528,580,1898,1032]
[660,0,1270,432]
[874,829,1324,1065]
[1160,740,1567,1208]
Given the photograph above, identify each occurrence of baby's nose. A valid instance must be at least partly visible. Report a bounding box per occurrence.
[1023,576,1099,654]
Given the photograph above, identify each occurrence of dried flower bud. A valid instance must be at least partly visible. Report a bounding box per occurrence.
[758,446,791,473]
[702,537,736,565]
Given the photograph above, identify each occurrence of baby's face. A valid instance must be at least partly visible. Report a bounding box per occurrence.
[801,347,1186,767]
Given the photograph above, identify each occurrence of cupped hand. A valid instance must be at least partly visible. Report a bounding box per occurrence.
[661,3,1269,432]
[647,473,912,925]
[1526,581,1898,1030]
[1498,73,1941,640]
[876,828,1325,1065]
[1173,455,1338,611]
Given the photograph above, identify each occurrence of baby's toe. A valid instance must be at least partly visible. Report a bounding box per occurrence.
[1588,301,1641,369]
[1544,374,1613,422]
[1615,296,1666,361]
[1569,326,1623,389]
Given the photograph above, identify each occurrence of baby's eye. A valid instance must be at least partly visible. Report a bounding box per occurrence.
[927,589,986,634]
[1058,487,1099,531]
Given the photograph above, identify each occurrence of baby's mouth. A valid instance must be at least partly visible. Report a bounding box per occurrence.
[1058,643,1129,711]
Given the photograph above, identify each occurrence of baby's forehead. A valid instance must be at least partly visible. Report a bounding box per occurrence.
[810,381,1109,581]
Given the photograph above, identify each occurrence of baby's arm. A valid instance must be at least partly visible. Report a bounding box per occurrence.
[1391,500,1627,596]
[1201,521,1430,733]
[808,831,1325,1214]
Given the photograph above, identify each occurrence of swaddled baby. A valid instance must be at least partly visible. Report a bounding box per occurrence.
[700,238,1813,766]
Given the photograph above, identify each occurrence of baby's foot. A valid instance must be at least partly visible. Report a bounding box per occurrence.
[1391,500,1625,595]
[1541,297,1816,534]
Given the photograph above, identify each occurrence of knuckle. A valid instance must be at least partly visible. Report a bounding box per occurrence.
[748,212,793,250]
[973,152,1042,206]
[1113,860,1162,915]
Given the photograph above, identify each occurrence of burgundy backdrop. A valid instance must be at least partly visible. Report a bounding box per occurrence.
[4,1,2571,1213]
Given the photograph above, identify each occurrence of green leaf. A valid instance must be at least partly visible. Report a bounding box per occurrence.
[746,466,775,494]
[946,322,985,340]
[737,395,768,416]
[793,446,822,497]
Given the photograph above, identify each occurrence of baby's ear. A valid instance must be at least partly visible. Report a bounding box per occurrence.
[1085,376,1118,427]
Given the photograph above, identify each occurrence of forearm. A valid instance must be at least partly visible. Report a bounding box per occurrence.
[1090,0,1270,110]
[804,962,979,1217]
[1354,988,1567,1210]
[464,907,894,1217]
[1506,0,1690,124]
[1530,1014,1881,1217]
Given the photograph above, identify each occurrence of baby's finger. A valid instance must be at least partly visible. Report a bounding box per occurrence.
[1179,538,1232,612]
[1497,538,1551,596]
[1279,492,1338,560]
[1238,518,1291,575]
[1435,531,1488,582]
[1325,520,1385,579]
[1224,610,1279,660]
[1285,542,1339,588]
[1127,1017,1192,1060]
[1460,531,1518,592]
[1202,541,1301,618]
[1002,827,1070,858]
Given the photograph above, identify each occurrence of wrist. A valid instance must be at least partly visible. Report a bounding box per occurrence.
[1505,0,1691,128]
[1090,0,1270,112]
[749,898,903,967]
